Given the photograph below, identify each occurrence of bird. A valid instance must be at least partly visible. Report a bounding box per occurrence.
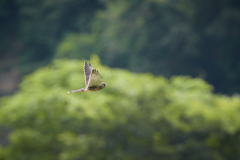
[68,61,107,93]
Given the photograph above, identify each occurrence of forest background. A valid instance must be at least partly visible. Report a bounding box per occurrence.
[0,0,240,159]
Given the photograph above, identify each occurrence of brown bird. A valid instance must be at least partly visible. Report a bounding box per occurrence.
[68,61,107,93]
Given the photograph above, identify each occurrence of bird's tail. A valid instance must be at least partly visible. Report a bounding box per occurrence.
[68,88,85,93]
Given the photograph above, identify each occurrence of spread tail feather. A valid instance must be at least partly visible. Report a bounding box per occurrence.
[68,88,85,93]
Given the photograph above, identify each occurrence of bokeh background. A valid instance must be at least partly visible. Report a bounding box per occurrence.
[0,0,240,159]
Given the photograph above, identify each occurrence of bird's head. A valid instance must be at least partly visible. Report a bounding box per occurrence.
[101,83,107,88]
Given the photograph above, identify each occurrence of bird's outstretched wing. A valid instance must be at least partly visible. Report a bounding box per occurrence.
[87,69,104,87]
[84,61,93,86]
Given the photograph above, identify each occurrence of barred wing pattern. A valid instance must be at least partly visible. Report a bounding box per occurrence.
[84,62,93,86]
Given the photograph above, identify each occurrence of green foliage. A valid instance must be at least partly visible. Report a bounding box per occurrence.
[1,0,240,94]
[56,0,240,94]
[1,56,240,159]
[12,0,102,74]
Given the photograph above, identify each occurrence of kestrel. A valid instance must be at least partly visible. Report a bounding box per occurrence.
[68,61,107,93]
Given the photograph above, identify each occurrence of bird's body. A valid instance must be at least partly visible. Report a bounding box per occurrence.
[68,62,107,93]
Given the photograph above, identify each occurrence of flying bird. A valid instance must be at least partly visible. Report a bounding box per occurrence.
[68,61,107,93]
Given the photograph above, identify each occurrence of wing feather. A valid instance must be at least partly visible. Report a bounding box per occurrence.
[87,69,104,87]
[84,61,93,86]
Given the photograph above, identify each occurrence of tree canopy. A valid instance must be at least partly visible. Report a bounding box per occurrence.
[55,0,240,94]
[1,0,240,95]
[1,56,240,160]
[1,1,240,159]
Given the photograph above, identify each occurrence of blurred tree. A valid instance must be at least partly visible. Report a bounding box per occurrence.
[9,0,103,74]
[0,0,103,95]
[0,0,19,58]
[0,56,240,160]
[1,0,240,95]
[0,0,21,96]
[204,9,240,93]
[56,0,240,94]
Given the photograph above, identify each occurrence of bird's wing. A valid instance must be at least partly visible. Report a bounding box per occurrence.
[84,61,93,86]
[87,69,104,87]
